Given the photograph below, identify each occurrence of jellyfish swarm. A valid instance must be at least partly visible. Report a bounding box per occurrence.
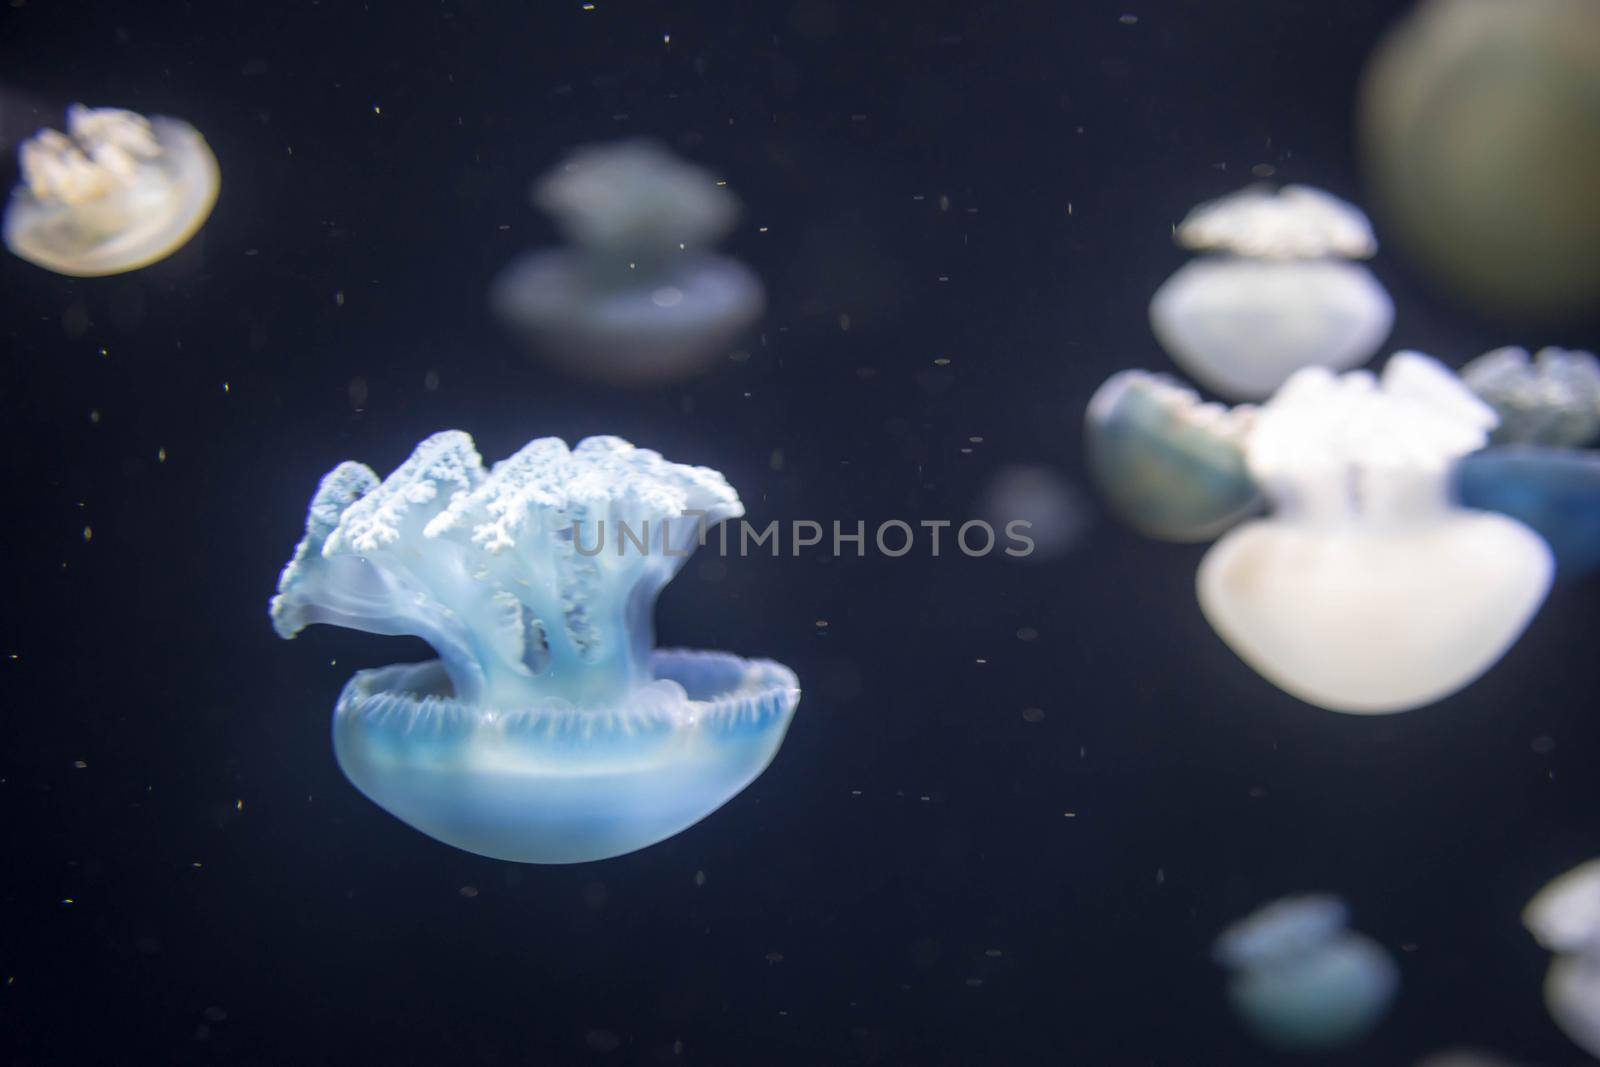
[4,105,218,277]
[1524,860,1600,1057]
[1455,347,1600,579]
[1085,370,1261,542]
[1214,895,1398,1051]
[270,433,800,864]
[1148,185,1394,401]
[1197,352,1553,713]
[1360,0,1600,319]
[491,141,764,385]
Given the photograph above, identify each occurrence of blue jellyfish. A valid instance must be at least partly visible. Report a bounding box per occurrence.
[1149,184,1394,400]
[269,432,800,864]
[1524,860,1600,1058]
[1085,369,1261,541]
[491,140,765,385]
[1455,347,1600,579]
[4,105,218,276]
[1198,352,1553,713]
[1214,894,1399,1051]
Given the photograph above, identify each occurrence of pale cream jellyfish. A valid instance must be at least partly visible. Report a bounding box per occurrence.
[1149,185,1394,401]
[1197,351,1553,713]
[4,105,219,276]
[1524,860,1600,1058]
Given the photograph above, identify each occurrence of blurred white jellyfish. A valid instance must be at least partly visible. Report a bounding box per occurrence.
[976,464,1088,560]
[1149,184,1394,400]
[1084,370,1260,541]
[1360,0,1600,319]
[1525,860,1600,1058]
[1214,894,1399,1051]
[1198,352,1553,713]
[491,140,764,385]
[3,104,218,276]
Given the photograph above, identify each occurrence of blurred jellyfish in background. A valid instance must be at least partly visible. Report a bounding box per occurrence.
[1360,0,1600,321]
[1084,370,1261,541]
[491,140,765,385]
[975,464,1089,561]
[1148,184,1394,400]
[1198,352,1553,713]
[3,105,218,276]
[270,432,800,863]
[1455,346,1600,580]
[1461,348,1600,449]
[1524,860,1600,1058]
[1214,894,1399,1051]
[1415,1053,1522,1067]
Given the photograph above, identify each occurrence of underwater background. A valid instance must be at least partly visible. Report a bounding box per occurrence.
[2,1,1599,1064]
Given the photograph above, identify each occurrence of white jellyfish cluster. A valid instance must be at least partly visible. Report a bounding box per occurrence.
[1524,860,1600,1058]
[1214,894,1399,1051]
[1149,184,1394,400]
[491,140,765,385]
[4,104,218,276]
[1088,351,1555,714]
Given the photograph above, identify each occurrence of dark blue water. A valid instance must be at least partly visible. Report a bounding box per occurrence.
[2,2,1598,1064]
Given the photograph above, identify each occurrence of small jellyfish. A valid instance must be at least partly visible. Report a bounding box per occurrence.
[270,432,800,864]
[1456,446,1600,581]
[1214,894,1399,1051]
[1461,347,1600,449]
[1149,184,1395,400]
[1197,352,1553,713]
[1360,0,1600,319]
[1085,369,1261,541]
[4,105,218,276]
[491,140,765,385]
[1524,860,1600,1058]
[975,464,1088,560]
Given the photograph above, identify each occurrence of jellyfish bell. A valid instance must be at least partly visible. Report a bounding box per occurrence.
[490,249,764,386]
[1148,184,1394,401]
[1197,352,1554,713]
[1456,446,1600,581]
[491,140,765,385]
[1214,894,1399,1051]
[4,104,218,277]
[1084,369,1261,542]
[1525,861,1600,1058]
[1359,0,1600,319]
[269,432,800,864]
[1462,347,1600,449]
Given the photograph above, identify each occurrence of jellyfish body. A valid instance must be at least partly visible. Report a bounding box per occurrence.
[1197,352,1553,713]
[270,432,801,863]
[1085,370,1261,541]
[1456,447,1600,580]
[491,140,764,384]
[1149,185,1394,400]
[1214,895,1399,1051]
[4,105,218,276]
[1524,860,1600,1057]
[1360,0,1600,319]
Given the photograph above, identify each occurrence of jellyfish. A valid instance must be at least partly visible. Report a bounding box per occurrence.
[1197,352,1553,713]
[1524,860,1600,1058]
[1454,347,1600,579]
[1360,0,1600,319]
[3,105,218,277]
[1084,370,1261,541]
[975,464,1089,560]
[1148,184,1395,401]
[1213,894,1399,1051]
[269,432,801,864]
[491,140,765,385]
[1461,347,1600,449]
